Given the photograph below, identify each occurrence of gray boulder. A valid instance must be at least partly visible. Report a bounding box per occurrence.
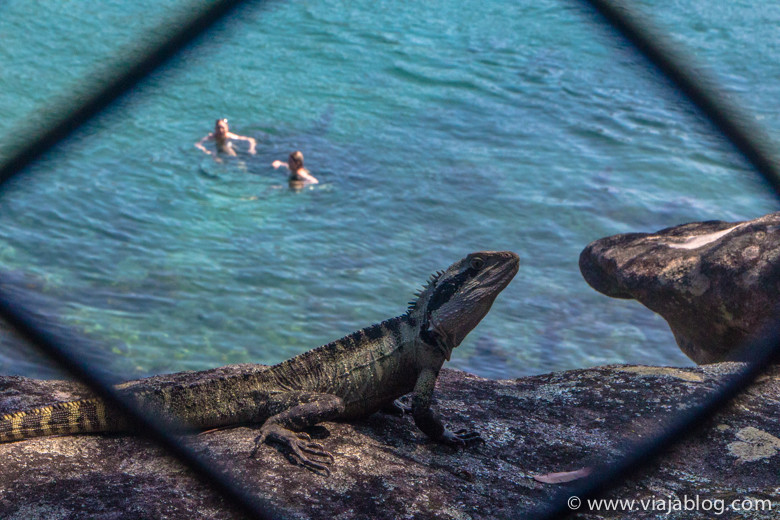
[579,212,780,364]
[1,363,779,519]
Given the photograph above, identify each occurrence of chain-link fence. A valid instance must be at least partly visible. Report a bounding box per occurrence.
[0,1,777,519]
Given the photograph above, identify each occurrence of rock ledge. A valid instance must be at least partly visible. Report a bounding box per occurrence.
[1,363,778,519]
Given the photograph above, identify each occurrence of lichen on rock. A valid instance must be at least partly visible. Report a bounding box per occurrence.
[727,426,780,463]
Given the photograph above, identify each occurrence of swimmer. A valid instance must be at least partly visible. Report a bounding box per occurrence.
[272,151,319,187]
[195,119,256,158]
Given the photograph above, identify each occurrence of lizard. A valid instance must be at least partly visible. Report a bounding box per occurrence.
[0,250,519,474]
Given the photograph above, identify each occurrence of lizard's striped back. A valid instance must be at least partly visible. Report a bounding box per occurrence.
[0,398,126,442]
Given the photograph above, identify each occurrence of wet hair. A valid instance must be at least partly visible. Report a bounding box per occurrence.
[288,151,304,171]
[215,118,228,128]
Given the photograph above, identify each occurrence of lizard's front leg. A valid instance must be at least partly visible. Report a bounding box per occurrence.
[252,392,345,476]
[411,368,483,447]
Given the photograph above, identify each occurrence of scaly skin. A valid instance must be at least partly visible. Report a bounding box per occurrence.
[0,251,519,474]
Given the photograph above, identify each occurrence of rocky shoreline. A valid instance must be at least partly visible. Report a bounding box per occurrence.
[1,363,778,519]
[580,211,780,364]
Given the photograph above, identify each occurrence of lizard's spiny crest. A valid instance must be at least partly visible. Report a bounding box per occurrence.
[407,270,444,312]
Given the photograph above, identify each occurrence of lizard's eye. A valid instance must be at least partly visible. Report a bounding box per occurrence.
[469,257,484,271]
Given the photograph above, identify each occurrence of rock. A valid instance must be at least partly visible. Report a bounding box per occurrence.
[1,364,779,519]
[579,212,780,364]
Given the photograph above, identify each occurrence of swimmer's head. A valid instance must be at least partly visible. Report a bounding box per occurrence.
[288,150,304,171]
[214,118,229,136]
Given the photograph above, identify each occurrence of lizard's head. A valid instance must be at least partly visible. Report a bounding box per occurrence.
[408,251,519,360]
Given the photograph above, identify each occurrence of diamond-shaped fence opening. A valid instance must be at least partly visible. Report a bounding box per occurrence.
[0,1,777,519]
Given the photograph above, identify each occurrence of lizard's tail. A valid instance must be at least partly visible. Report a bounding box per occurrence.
[0,398,128,443]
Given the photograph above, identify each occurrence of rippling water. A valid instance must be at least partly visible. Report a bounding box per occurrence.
[0,0,777,380]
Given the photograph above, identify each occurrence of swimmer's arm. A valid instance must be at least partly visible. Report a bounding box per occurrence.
[272,160,289,170]
[195,134,215,155]
[226,132,256,154]
[299,170,319,184]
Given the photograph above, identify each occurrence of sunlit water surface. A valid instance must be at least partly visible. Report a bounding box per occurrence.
[0,0,778,380]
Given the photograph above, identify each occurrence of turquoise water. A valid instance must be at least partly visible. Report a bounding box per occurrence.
[0,0,777,380]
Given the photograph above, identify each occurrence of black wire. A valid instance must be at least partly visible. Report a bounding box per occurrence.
[0,0,263,188]
[524,1,780,518]
[0,1,284,519]
[579,0,780,196]
[0,292,282,520]
[1,0,778,518]
[526,321,780,519]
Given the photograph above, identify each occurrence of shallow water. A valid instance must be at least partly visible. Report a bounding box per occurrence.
[0,0,777,380]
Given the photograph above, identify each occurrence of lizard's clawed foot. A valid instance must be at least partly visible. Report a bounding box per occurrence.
[286,431,335,476]
[252,424,335,476]
[440,428,484,448]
